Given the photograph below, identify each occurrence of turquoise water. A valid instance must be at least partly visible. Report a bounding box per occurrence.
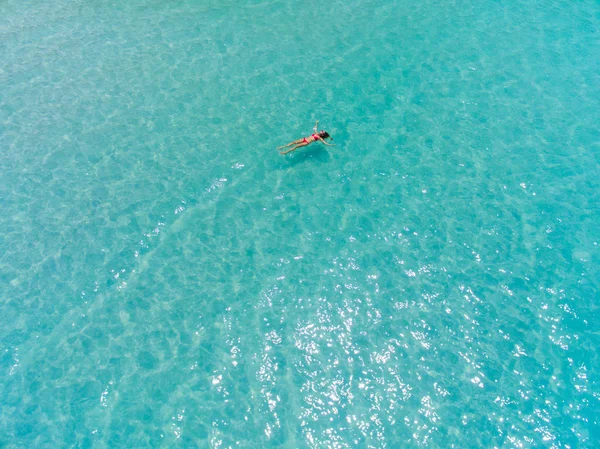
[1,0,599,447]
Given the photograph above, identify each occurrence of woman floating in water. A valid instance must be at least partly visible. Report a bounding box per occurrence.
[277,120,335,155]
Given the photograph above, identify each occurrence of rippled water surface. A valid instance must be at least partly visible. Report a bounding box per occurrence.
[1,0,599,447]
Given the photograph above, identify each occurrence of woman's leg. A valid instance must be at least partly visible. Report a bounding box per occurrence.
[280,142,308,154]
[277,139,304,149]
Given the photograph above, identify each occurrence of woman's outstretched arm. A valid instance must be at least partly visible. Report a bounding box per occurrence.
[317,136,335,146]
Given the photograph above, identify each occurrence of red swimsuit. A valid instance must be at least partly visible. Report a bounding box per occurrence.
[303,134,320,143]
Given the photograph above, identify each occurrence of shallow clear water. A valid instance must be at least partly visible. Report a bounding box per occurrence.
[1,0,599,447]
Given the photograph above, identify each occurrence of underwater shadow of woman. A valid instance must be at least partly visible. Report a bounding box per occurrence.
[286,145,331,166]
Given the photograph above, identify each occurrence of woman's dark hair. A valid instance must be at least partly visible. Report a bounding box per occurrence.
[318,131,331,139]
